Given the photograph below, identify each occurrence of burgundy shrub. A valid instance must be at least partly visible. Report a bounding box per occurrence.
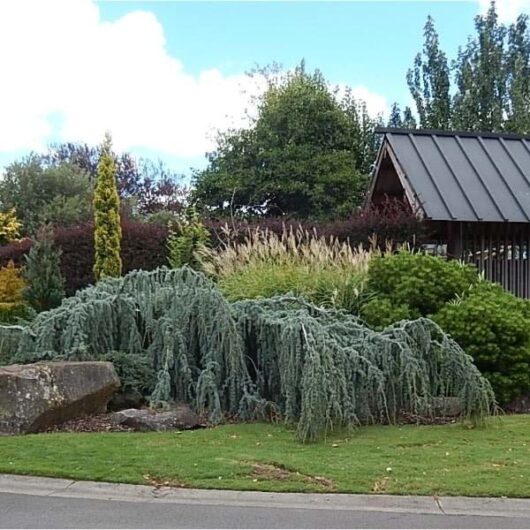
[121,219,168,275]
[204,200,426,249]
[0,221,169,296]
[0,200,424,295]
[0,239,32,268]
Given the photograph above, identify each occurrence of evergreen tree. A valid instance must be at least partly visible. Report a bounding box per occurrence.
[388,103,403,127]
[93,133,122,280]
[23,225,65,311]
[387,103,417,129]
[402,106,418,128]
[407,16,451,129]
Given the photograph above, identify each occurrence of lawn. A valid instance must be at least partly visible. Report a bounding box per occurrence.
[0,416,529,498]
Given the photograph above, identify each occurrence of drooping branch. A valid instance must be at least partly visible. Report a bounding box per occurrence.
[0,267,496,441]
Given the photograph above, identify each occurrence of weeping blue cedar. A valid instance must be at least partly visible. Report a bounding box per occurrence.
[0,267,495,441]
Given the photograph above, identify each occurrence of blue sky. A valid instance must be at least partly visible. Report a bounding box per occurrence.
[0,1,525,177]
[100,0,477,104]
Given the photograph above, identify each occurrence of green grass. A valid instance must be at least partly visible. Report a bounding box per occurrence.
[1,416,529,497]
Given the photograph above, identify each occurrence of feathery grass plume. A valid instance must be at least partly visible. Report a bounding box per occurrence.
[0,267,496,441]
[198,225,378,313]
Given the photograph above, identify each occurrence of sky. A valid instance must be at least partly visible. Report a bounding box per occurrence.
[0,0,529,177]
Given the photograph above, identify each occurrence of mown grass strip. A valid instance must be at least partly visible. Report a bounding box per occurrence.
[0,415,529,497]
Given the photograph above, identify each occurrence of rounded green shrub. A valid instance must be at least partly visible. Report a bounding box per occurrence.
[434,281,530,404]
[101,351,156,396]
[366,251,478,317]
[360,297,416,330]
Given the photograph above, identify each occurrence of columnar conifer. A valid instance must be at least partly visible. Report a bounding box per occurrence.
[93,133,122,280]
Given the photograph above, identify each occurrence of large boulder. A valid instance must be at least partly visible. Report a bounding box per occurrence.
[0,361,120,434]
[111,405,203,431]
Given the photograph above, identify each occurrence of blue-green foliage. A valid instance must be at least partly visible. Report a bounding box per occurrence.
[0,267,495,442]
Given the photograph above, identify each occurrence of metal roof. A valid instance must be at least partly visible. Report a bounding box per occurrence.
[375,128,530,223]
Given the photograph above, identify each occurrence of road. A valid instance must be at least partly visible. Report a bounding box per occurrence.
[1,474,530,529]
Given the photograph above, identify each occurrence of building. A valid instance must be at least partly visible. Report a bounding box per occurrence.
[365,128,530,298]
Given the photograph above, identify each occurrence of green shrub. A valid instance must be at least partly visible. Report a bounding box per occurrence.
[0,267,495,441]
[23,225,65,312]
[101,351,156,396]
[0,302,33,324]
[434,281,530,403]
[365,251,478,318]
[360,297,417,330]
[167,207,210,270]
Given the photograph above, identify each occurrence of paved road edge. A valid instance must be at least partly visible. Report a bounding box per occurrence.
[1,473,529,519]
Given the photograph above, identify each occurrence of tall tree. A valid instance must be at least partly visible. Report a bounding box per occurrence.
[0,157,92,235]
[407,16,451,129]
[387,103,417,129]
[44,143,186,215]
[93,133,122,280]
[505,14,530,133]
[452,2,507,131]
[193,63,380,219]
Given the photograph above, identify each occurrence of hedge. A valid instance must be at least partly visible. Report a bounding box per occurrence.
[205,201,427,249]
[0,220,169,295]
[0,205,424,295]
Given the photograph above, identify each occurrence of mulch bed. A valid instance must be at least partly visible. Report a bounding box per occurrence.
[47,408,525,434]
[48,413,133,433]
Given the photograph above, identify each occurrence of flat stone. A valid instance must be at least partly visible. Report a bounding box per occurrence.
[0,361,120,434]
[111,405,202,432]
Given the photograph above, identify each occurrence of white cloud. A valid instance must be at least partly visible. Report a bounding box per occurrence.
[0,0,388,162]
[0,0,266,158]
[477,0,530,22]
[350,86,389,117]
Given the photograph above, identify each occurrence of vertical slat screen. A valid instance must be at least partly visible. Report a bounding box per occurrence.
[458,223,530,298]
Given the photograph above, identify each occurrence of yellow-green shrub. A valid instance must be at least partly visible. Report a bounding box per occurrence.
[0,260,26,303]
[0,261,32,326]
[0,208,21,245]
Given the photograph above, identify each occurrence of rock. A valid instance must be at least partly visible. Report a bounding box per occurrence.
[107,389,145,412]
[0,361,120,434]
[111,405,202,432]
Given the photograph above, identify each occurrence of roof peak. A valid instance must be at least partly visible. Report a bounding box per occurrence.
[375,127,530,141]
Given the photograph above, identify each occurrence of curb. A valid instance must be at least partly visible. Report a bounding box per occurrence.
[1,473,529,519]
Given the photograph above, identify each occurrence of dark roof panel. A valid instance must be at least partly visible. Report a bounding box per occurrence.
[378,128,530,223]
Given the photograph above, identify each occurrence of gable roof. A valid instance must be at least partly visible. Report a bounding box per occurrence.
[371,128,530,223]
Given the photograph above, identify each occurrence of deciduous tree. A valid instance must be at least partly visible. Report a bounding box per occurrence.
[193,63,381,219]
